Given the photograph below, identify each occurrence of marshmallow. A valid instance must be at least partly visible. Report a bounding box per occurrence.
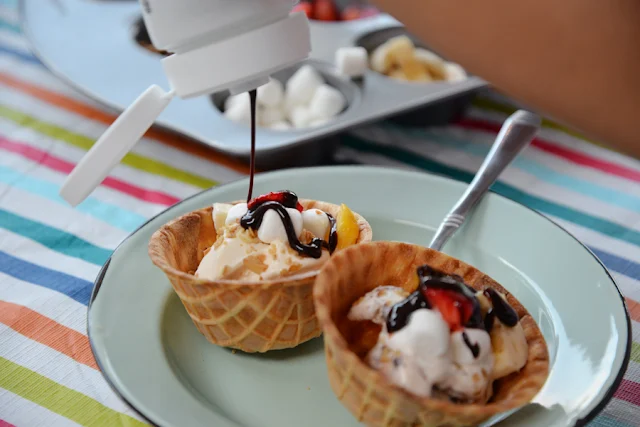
[257,208,303,243]
[450,329,492,366]
[225,203,248,226]
[308,84,346,120]
[260,106,285,126]
[257,78,284,108]
[445,63,467,82]
[288,105,313,128]
[223,93,248,112]
[223,100,252,126]
[335,46,368,78]
[212,203,233,231]
[302,208,330,239]
[285,64,324,107]
[268,120,292,131]
[308,117,331,128]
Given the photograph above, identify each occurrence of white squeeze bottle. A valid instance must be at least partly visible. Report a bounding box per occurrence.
[59,0,311,206]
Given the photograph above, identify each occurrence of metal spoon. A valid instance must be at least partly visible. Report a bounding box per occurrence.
[429,110,541,251]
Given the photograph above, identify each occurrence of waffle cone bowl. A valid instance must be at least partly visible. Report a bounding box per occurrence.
[313,241,549,427]
[148,199,372,353]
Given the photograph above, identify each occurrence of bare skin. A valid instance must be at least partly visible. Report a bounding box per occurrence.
[369,0,640,158]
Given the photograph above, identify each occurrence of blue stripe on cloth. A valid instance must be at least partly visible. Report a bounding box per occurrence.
[0,165,147,233]
[0,209,111,266]
[591,248,640,280]
[0,44,40,65]
[0,250,92,305]
[343,135,640,248]
[382,123,640,212]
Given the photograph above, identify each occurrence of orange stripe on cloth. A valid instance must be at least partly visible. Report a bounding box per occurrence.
[0,72,251,175]
[625,298,640,323]
[0,300,98,370]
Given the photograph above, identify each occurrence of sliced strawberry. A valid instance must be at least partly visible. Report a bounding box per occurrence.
[422,288,475,331]
[293,1,314,19]
[424,289,460,331]
[247,190,303,211]
[340,6,362,21]
[314,0,339,21]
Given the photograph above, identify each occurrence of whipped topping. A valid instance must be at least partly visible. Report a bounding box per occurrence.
[349,284,527,402]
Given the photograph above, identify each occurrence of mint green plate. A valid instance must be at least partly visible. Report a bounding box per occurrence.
[89,166,630,427]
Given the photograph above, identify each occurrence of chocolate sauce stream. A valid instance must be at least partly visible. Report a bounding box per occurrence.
[247,89,257,202]
[241,201,325,258]
[462,331,480,358]
[324,213,338,253]
[483,288,519,328]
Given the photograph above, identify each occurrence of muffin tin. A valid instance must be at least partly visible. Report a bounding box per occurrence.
[21,0,486,168]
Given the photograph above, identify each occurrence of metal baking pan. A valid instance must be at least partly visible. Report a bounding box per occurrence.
[20,0,486,168]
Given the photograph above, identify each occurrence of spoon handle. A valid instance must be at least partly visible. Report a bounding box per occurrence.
[429,110,541,251]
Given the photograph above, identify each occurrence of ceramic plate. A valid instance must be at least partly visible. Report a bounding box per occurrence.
[89,166,630,427]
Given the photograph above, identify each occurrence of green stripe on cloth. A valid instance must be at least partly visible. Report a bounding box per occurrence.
[0,357,148,427]
[343,135,640,247]
[0,104,216,189]
[632,342,640,365]
[0,208,111,265]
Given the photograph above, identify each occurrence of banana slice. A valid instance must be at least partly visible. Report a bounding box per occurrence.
[370,43,393,74]
[398,56,432,81]
[489,319,529,379]
[414,48,447,80]
[385,35,415,63]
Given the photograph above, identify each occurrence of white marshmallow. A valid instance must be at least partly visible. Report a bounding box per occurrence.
[445,63,467,82]
[268,120,292,131]
[388,309,450,357]
[212,203,232,231]
[257,208,303,243]
[335,46,368,78]
[302,208,330,239]
[285,64,324,107]
[225,203,248,226]
[223,100,252,126]
[288,105,313,128]
[260,106,286,126]
[308,117,331,128]
[257,78,284,108]
[223,93,248,112]
[308,84,346,120]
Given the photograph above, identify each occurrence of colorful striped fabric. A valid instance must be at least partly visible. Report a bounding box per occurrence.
[1,2,639,426]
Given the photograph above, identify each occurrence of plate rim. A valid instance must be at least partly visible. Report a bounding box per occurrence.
[86,165,632,427]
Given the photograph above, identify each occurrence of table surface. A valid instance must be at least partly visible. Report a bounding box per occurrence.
[1,1,640,426]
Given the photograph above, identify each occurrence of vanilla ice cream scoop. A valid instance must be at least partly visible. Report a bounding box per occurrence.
[349,286,409,325]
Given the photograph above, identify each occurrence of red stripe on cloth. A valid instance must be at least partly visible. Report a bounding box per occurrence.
[0,301,98,370]
[614,379,640,406]
[0,136,180,206]
[0,420,16,427]
[625,298,640,323]
[456,118,640,183]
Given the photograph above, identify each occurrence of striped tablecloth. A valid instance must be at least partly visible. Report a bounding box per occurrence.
[1,2,640,427]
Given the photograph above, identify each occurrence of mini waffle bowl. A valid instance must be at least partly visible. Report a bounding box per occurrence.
[313,241,550,426]
[147,199,372,353]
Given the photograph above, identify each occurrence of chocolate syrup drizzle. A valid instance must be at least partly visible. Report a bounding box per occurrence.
[247,89,257,202]
[482,288,519,332]
[385,265,519,358]
[240,192,338,259]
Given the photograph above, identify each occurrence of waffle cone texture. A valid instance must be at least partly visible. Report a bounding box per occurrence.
[313,241,549,427]
[148,200,372,353]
